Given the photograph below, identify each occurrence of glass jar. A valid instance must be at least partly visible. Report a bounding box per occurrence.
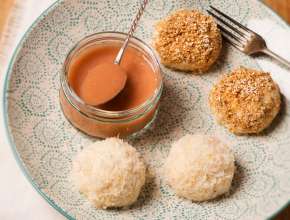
[60,32,163,138]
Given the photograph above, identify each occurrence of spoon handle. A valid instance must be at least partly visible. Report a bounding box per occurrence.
[114,0,149,65]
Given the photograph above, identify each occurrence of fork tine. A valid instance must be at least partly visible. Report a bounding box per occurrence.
[217,25,245,51]
[222,34,245,51]
[209,6,252,36]
[217,24,246,45]
[207,9,249,39]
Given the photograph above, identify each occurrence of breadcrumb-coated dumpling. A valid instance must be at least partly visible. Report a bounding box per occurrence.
[164,134,235,201]
[209,67,281,134]
[72,138,146,209]
[154,9,222,73]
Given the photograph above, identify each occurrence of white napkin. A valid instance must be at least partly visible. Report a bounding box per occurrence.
[0,1,63,219]
[0,0,55,75]
[248,19,290,100]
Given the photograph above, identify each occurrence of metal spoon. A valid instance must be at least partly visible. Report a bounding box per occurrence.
[80,0,149,106]
[114,0,149,64]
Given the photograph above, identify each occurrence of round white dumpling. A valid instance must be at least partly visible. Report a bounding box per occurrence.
[164,134,235,201]
[72,138,146,209]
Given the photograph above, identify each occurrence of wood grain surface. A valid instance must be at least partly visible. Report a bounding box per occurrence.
[0,0,14,37]
[265,0,290,23]
[0,0,289,219]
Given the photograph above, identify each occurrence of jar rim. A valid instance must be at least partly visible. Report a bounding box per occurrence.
[61,32,163,119]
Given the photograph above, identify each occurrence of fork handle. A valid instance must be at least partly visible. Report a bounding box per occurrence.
[262,48,290,69]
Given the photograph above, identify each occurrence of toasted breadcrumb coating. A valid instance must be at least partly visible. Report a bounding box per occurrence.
[209,67,281,134]
[154,9,222,73]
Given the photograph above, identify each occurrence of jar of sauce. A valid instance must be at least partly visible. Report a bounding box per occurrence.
[60,32,163,138]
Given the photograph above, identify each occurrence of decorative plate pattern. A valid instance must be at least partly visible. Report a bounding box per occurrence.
[3,0,290,219]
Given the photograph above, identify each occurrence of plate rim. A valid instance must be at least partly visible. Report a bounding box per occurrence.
[2,2,76,219]
[2,0,289,219]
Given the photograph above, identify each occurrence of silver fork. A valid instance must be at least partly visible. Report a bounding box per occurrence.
[207,6,290,69]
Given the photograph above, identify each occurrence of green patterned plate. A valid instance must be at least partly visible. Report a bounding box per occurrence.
[3,0,290,219]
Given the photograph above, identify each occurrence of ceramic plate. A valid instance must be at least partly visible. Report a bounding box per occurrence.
[3,0,290,219]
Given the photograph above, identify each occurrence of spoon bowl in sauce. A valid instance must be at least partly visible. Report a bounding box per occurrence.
[76,62,127,106]
[78,0,148,106]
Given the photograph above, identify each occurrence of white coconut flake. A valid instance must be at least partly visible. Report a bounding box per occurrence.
[164,134,235,202]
